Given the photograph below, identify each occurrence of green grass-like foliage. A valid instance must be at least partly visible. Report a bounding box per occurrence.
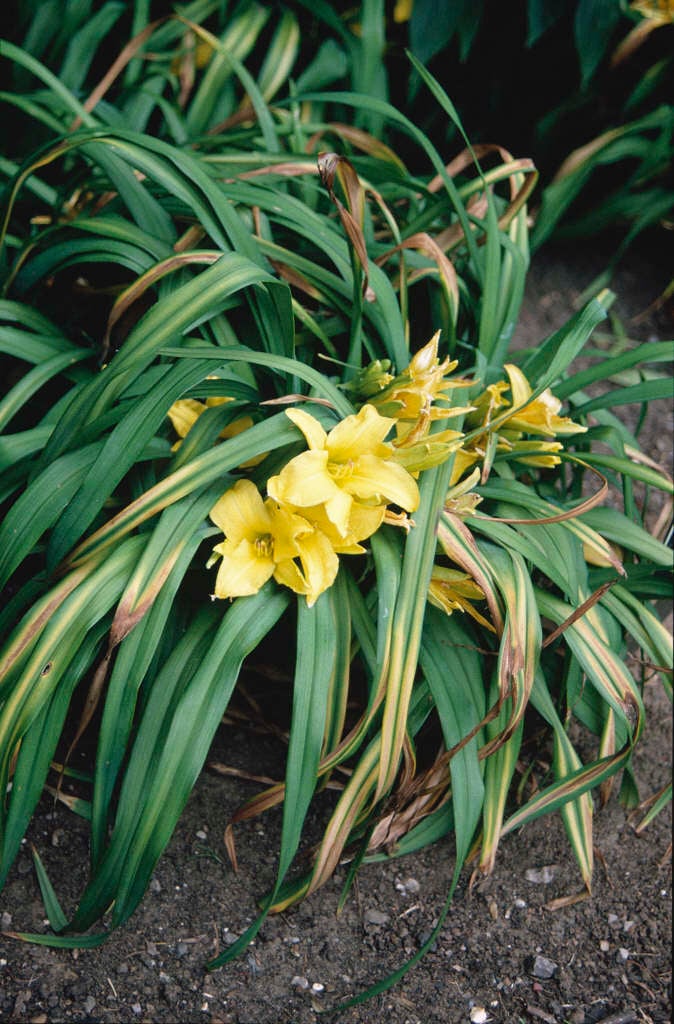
[0,4,672,1005]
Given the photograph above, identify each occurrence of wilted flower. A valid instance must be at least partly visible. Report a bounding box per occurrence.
[428,566,494,631]
[371,331,473,443]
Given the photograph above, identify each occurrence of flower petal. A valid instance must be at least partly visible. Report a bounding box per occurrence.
[274,530,339,607]
[167,399,205,439]
[344,454,419,511]
[209,479,270,540]
[324,487,354,536]
[286,407,328,450]
[212,538,275,599]
[327,404,395,461]
[266,501,312,560]
[504,364,533,408]
[268,450,336,508]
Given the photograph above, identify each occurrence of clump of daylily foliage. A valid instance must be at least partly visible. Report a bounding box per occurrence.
[0,7,671,1008]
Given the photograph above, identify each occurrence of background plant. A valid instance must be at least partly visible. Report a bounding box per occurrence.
[0,3,672,1006]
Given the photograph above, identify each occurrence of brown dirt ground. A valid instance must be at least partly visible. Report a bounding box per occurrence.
[0,240,672,1024]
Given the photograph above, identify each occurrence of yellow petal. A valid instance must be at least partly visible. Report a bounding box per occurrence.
[327,404,395,461]
[504,364,533,408]
[296,500,385,551]
[268,449,338,508]
[167,398,205,439]
[275,530,339,607]
[212,538,275,599]
[323,487,355,536]
[209,480,271,540]
[266,501,312,561]
[345,454,420,511]
[285,407,328,450]
[205,396,233,408]
[408,330,441,375]
[448,448,481,486]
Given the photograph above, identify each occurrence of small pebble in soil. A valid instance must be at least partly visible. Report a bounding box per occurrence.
[51,828,65,848]
[616,947,630,962]
[291,975,309,990]
[363,908,389,926]
[311,982,325,993]
[469,1007,490,1023]
[530,955,558,979]
[395,876,421,896]
[417,930,438,952]
[525,865,558,884]
[149,877,161,893]
[0,912,11,929]
[600,940,610,952]
[83,996,96,1014]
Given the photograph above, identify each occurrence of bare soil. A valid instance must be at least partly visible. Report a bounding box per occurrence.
[0,241,671,1024]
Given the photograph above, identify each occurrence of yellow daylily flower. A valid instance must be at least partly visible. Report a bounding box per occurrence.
[267,405,419,537]
[208,480,338,606]
[466,367,586,438]
[500,364,587,437]
[168,396,254,446]
[428,567,495,632]
[393,0,413,22]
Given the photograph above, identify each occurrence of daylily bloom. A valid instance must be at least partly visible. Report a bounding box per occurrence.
[500,364,587,437]
[466,366,586,438]
[428,566,495,631]
[208,480,338,606]
[267,405,419,537]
